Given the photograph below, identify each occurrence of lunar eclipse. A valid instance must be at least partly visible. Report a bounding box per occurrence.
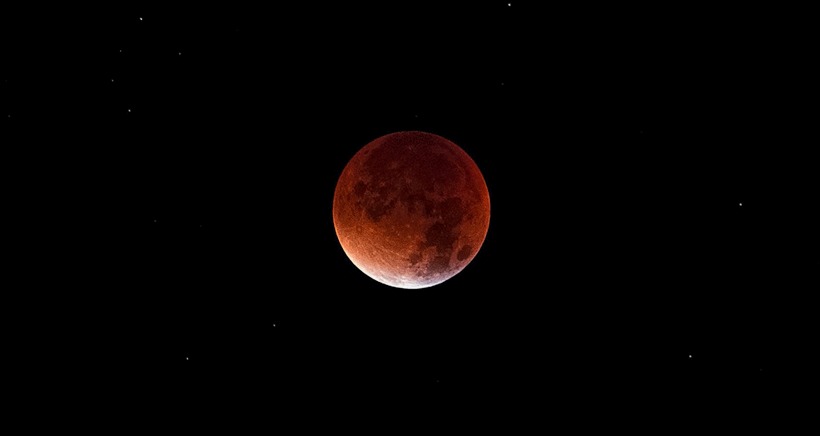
[333,131,491,289]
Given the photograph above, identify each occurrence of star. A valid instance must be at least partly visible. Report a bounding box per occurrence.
[139,17,143,21]
[272,323,277,327]
[153,219,157,223]
[507,3,512,6]
[178,52,182,56]
[186,357,189,360]
[688,354,693,359]
[739,202,743,206]
[127,109,132,113]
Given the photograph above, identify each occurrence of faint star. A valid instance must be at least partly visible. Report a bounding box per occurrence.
[688,354,693,359]
[273,323,277,327]
[186,357,189,360]
[153,219,157,223]
[178,52,182,56]
[111,79,115,82]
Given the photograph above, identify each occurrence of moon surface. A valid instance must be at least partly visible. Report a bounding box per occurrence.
[333,131,490,289]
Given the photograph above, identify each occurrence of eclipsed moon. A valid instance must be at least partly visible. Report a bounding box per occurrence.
[333,131,490,289]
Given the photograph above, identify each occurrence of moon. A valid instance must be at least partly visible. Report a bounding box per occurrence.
[333,131,490,289]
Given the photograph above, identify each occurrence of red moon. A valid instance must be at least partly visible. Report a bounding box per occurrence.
[333,131,490,289]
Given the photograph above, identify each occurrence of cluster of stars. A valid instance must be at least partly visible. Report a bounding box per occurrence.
[114,17,184,115]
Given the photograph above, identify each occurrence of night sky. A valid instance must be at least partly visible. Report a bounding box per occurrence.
[4,2,816,427]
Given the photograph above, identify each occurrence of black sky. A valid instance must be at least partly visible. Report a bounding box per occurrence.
[3,2,816,428]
